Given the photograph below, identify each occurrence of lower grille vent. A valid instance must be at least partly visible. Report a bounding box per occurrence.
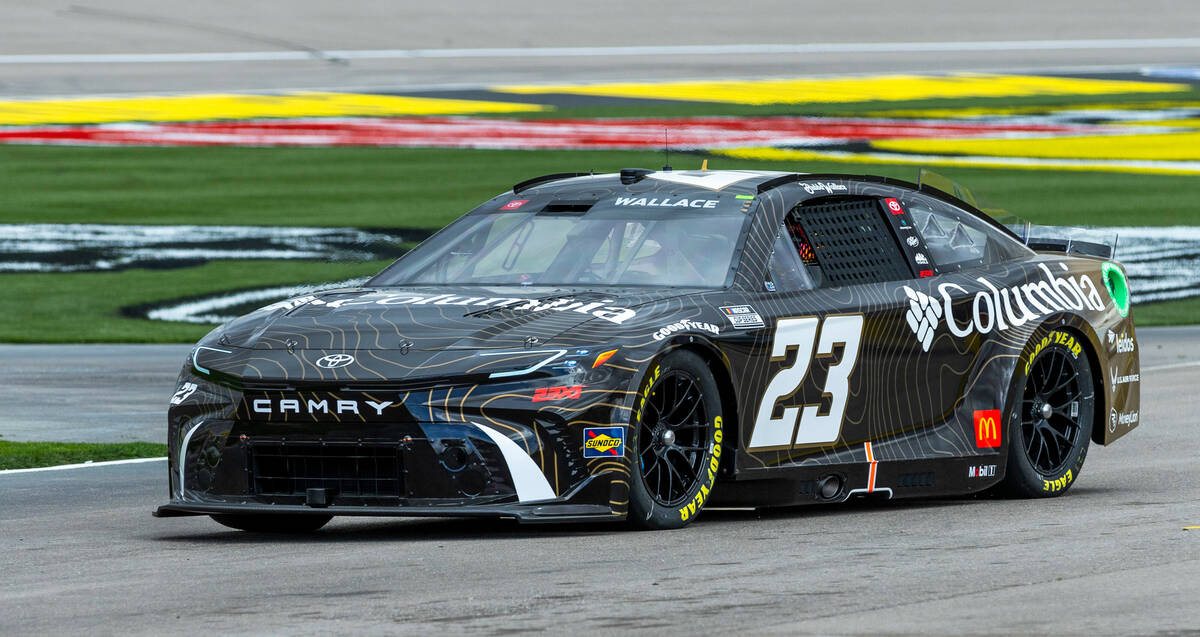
[249,441,403,500]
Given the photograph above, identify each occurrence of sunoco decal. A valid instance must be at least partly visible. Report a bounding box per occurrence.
[584,427,625,458]
[902,264,1106,352]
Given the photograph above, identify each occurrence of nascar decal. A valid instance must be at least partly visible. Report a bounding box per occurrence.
[679,415,722,522]
[652,319,720,341]
[584,427,625,458]
[902,263,1106,351]
[720,305,764,329]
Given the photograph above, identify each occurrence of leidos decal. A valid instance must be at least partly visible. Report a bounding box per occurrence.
[583,427,625,458]
[974,409,1002,449]
[1106,329,1135,353]
[679,415,722,522]
[902,264,1106,352]
[613,196,719,208]
[262,293,638,325]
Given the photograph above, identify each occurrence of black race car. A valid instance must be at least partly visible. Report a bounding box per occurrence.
[155,168,1140,531]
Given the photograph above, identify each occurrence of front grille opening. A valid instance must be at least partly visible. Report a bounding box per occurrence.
[249,441,403,500]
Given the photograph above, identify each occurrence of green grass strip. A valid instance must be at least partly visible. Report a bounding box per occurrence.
[0,440,167,470]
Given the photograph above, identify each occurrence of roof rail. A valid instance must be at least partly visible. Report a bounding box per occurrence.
[512,172,591,194]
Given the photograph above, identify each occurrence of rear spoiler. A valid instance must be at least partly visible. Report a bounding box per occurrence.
[1006,221,1119,260]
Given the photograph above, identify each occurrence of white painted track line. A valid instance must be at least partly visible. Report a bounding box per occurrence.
[0,456,165,476]
[4,38,1200,65]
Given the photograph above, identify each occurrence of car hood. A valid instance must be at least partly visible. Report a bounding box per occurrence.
[212,285,700,352]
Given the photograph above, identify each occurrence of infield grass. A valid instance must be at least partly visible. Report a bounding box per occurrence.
[0,440,167,470]
[1,142,1198,342]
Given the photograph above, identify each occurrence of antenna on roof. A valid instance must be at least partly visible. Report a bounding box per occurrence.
[662,129,672,171]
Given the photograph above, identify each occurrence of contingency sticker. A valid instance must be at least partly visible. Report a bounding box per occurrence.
[720,305,765,329]
[583,427,625,458]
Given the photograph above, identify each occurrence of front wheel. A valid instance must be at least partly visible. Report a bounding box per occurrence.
[628,350,724,530]
[997,329,1095,498]
[211,514,333,533]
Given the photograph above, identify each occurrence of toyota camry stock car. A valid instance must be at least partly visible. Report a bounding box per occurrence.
[155,168,1140,531]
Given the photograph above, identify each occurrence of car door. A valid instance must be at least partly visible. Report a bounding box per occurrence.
[739,187,981,471]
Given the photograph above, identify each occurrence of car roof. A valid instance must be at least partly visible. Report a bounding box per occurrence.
[508,168,1023,242]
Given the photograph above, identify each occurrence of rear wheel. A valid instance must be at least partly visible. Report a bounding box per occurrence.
[998,329,1094,498]
[211,514,333,533]
[628,350,724,530]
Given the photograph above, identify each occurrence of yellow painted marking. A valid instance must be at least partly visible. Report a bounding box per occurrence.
[1185,526,1200,530]
[870,131,1200,161]
[0,92,547,125]
[1120,118,1200,127]
[857,101,1200,119]
[713,146,1200,176]
[495,74,1186,105]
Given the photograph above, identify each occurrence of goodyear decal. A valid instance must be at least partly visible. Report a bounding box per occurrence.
[1025,330,1083,375]
[584,427,625,458]
[679,415,722,522]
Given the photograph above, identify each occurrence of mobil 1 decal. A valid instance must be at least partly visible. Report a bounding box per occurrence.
[749,314,864,450]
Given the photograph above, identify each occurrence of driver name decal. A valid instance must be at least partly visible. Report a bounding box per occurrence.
[613,196,719,208]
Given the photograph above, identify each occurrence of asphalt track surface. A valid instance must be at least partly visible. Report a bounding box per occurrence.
[2,0,1200,96]
[1,326,1199,635]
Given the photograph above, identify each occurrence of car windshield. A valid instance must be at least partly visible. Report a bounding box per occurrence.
[371,209,748,288]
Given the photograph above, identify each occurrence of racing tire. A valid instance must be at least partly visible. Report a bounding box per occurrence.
[628,350,725,530]
[997,329,1095,498]
[210,514,333,533]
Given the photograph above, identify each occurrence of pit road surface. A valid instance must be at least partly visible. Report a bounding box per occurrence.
[2,0,1200,95]
[1,327,1198,635]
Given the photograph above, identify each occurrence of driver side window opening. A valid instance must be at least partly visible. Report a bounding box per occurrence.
[777,196,913,287]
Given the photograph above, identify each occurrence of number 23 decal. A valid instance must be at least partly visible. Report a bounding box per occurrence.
[749,315,864,450]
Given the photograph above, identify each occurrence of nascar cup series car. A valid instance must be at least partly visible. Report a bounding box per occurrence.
[155,168,1140,531]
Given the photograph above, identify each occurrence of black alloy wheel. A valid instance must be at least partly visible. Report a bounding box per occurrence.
[999,329,1094,498]
[628,350,724,529]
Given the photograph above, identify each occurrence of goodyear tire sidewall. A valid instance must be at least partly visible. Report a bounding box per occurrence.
[628,350,723,529]
[1005,328,1093,497]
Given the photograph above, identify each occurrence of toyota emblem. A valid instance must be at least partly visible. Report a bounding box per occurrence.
[316,353,355,369]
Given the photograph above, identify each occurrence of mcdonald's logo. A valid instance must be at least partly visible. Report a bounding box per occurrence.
[974,409,1002,448]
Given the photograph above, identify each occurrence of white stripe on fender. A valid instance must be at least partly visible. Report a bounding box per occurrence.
[0,456,165,476]
[473,423,556,503]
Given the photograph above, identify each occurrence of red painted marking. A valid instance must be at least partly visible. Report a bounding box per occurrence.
[885,198,904,214]
[919,270,934,278]
[500,199,529,210]
[0,116,1096,149]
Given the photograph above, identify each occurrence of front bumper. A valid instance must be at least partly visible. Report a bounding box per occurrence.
[160,418,628,524]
